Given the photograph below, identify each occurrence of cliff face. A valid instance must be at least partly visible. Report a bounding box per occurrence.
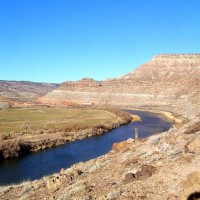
[37,54,200,119]
[122,54,200,80]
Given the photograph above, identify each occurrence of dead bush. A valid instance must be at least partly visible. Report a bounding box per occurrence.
[0,133,11,141]
[100,108,132,123]
[1,138,25,158]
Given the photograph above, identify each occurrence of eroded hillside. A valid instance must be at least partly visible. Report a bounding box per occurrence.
[0,80,59,104]
[37,54,200,120]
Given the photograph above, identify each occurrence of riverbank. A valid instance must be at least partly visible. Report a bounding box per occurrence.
[0,107,134,159]
[0,108,199,199]
[0,109,170,185]
[126,107,187,124]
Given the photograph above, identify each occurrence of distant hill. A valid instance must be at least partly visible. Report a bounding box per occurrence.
[0,80,59,103]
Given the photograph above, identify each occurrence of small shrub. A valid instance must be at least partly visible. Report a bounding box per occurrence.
[100,108,132,123]
[1,139,21,158]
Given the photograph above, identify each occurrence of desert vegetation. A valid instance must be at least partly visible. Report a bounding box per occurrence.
[0,106,132,159]
[0,107,117,134]
[100,107,133,122]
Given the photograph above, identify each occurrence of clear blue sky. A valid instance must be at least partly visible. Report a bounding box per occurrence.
[0,0,200,83]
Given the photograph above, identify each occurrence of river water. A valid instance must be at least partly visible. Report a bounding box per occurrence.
[0,110,172,185]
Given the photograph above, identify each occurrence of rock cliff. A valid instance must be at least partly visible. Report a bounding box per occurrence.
[37,54,200,120]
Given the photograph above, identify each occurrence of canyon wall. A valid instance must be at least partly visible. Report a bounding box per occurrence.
[37,54,200,119]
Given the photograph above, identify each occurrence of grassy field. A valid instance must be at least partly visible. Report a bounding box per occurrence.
[0,107,116,134]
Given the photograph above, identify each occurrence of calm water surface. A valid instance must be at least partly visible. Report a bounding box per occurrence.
[0,110,172,185]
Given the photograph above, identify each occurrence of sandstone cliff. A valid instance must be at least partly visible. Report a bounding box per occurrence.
[37,54,200,120]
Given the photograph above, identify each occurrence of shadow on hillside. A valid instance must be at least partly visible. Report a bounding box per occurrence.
[187,192,200,200]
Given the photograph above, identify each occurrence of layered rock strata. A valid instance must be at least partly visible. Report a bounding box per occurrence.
[37,54,200,120]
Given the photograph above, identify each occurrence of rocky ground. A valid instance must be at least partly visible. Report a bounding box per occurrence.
[0,113,199,199]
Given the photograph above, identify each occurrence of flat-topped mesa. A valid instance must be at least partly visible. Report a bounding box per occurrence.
[121,54,200,80]
[152,54,200,60]
[59,78,102,91]
[37,54,200,119]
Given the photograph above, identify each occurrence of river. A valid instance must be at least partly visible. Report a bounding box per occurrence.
[0,110,172,185]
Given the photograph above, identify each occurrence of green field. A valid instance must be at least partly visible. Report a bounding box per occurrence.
[0,107,116,134]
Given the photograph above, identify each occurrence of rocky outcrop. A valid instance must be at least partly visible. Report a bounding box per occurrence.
[37,54,200,120]
[1,120,200,199]
[59,78,102,90]
[180,171,200,200]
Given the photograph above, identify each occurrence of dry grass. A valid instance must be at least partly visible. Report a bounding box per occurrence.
[0,107,132,158]
[100,108,132,123]
[131,114,141,122]
[0,107,116,135]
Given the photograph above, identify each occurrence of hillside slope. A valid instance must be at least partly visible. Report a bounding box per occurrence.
[0,80,59,103]
[37,54,200,119]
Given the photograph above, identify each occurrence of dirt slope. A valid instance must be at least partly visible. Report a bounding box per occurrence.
[0,80,59,103]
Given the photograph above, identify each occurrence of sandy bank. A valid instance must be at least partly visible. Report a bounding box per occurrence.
[126,107,187,124]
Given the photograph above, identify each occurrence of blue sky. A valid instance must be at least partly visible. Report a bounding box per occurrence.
[0,0,200,83]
